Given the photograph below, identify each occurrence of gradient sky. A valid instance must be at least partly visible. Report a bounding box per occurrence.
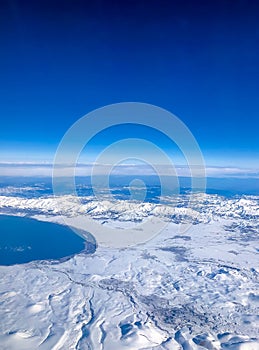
[0,0,259,168]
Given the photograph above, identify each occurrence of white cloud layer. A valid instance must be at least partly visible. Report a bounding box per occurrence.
[0,163,258,178]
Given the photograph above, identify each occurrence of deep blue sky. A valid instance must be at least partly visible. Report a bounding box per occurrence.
[0,0,259,167]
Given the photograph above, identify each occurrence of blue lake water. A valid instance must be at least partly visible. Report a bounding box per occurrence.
[0,215,87,266]
[1,176,259,199]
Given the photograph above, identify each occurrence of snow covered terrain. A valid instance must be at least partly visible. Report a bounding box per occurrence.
[0,189,258,349]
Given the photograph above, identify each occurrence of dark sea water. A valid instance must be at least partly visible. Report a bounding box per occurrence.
[0,215,86,266]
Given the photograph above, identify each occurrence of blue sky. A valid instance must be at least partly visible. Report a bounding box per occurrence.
[0,0,259,170]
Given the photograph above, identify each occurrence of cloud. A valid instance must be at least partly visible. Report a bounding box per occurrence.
[0,162,258,178]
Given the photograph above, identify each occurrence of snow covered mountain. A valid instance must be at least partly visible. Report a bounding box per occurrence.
[0,192,258,224]
[0,188,258,349]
